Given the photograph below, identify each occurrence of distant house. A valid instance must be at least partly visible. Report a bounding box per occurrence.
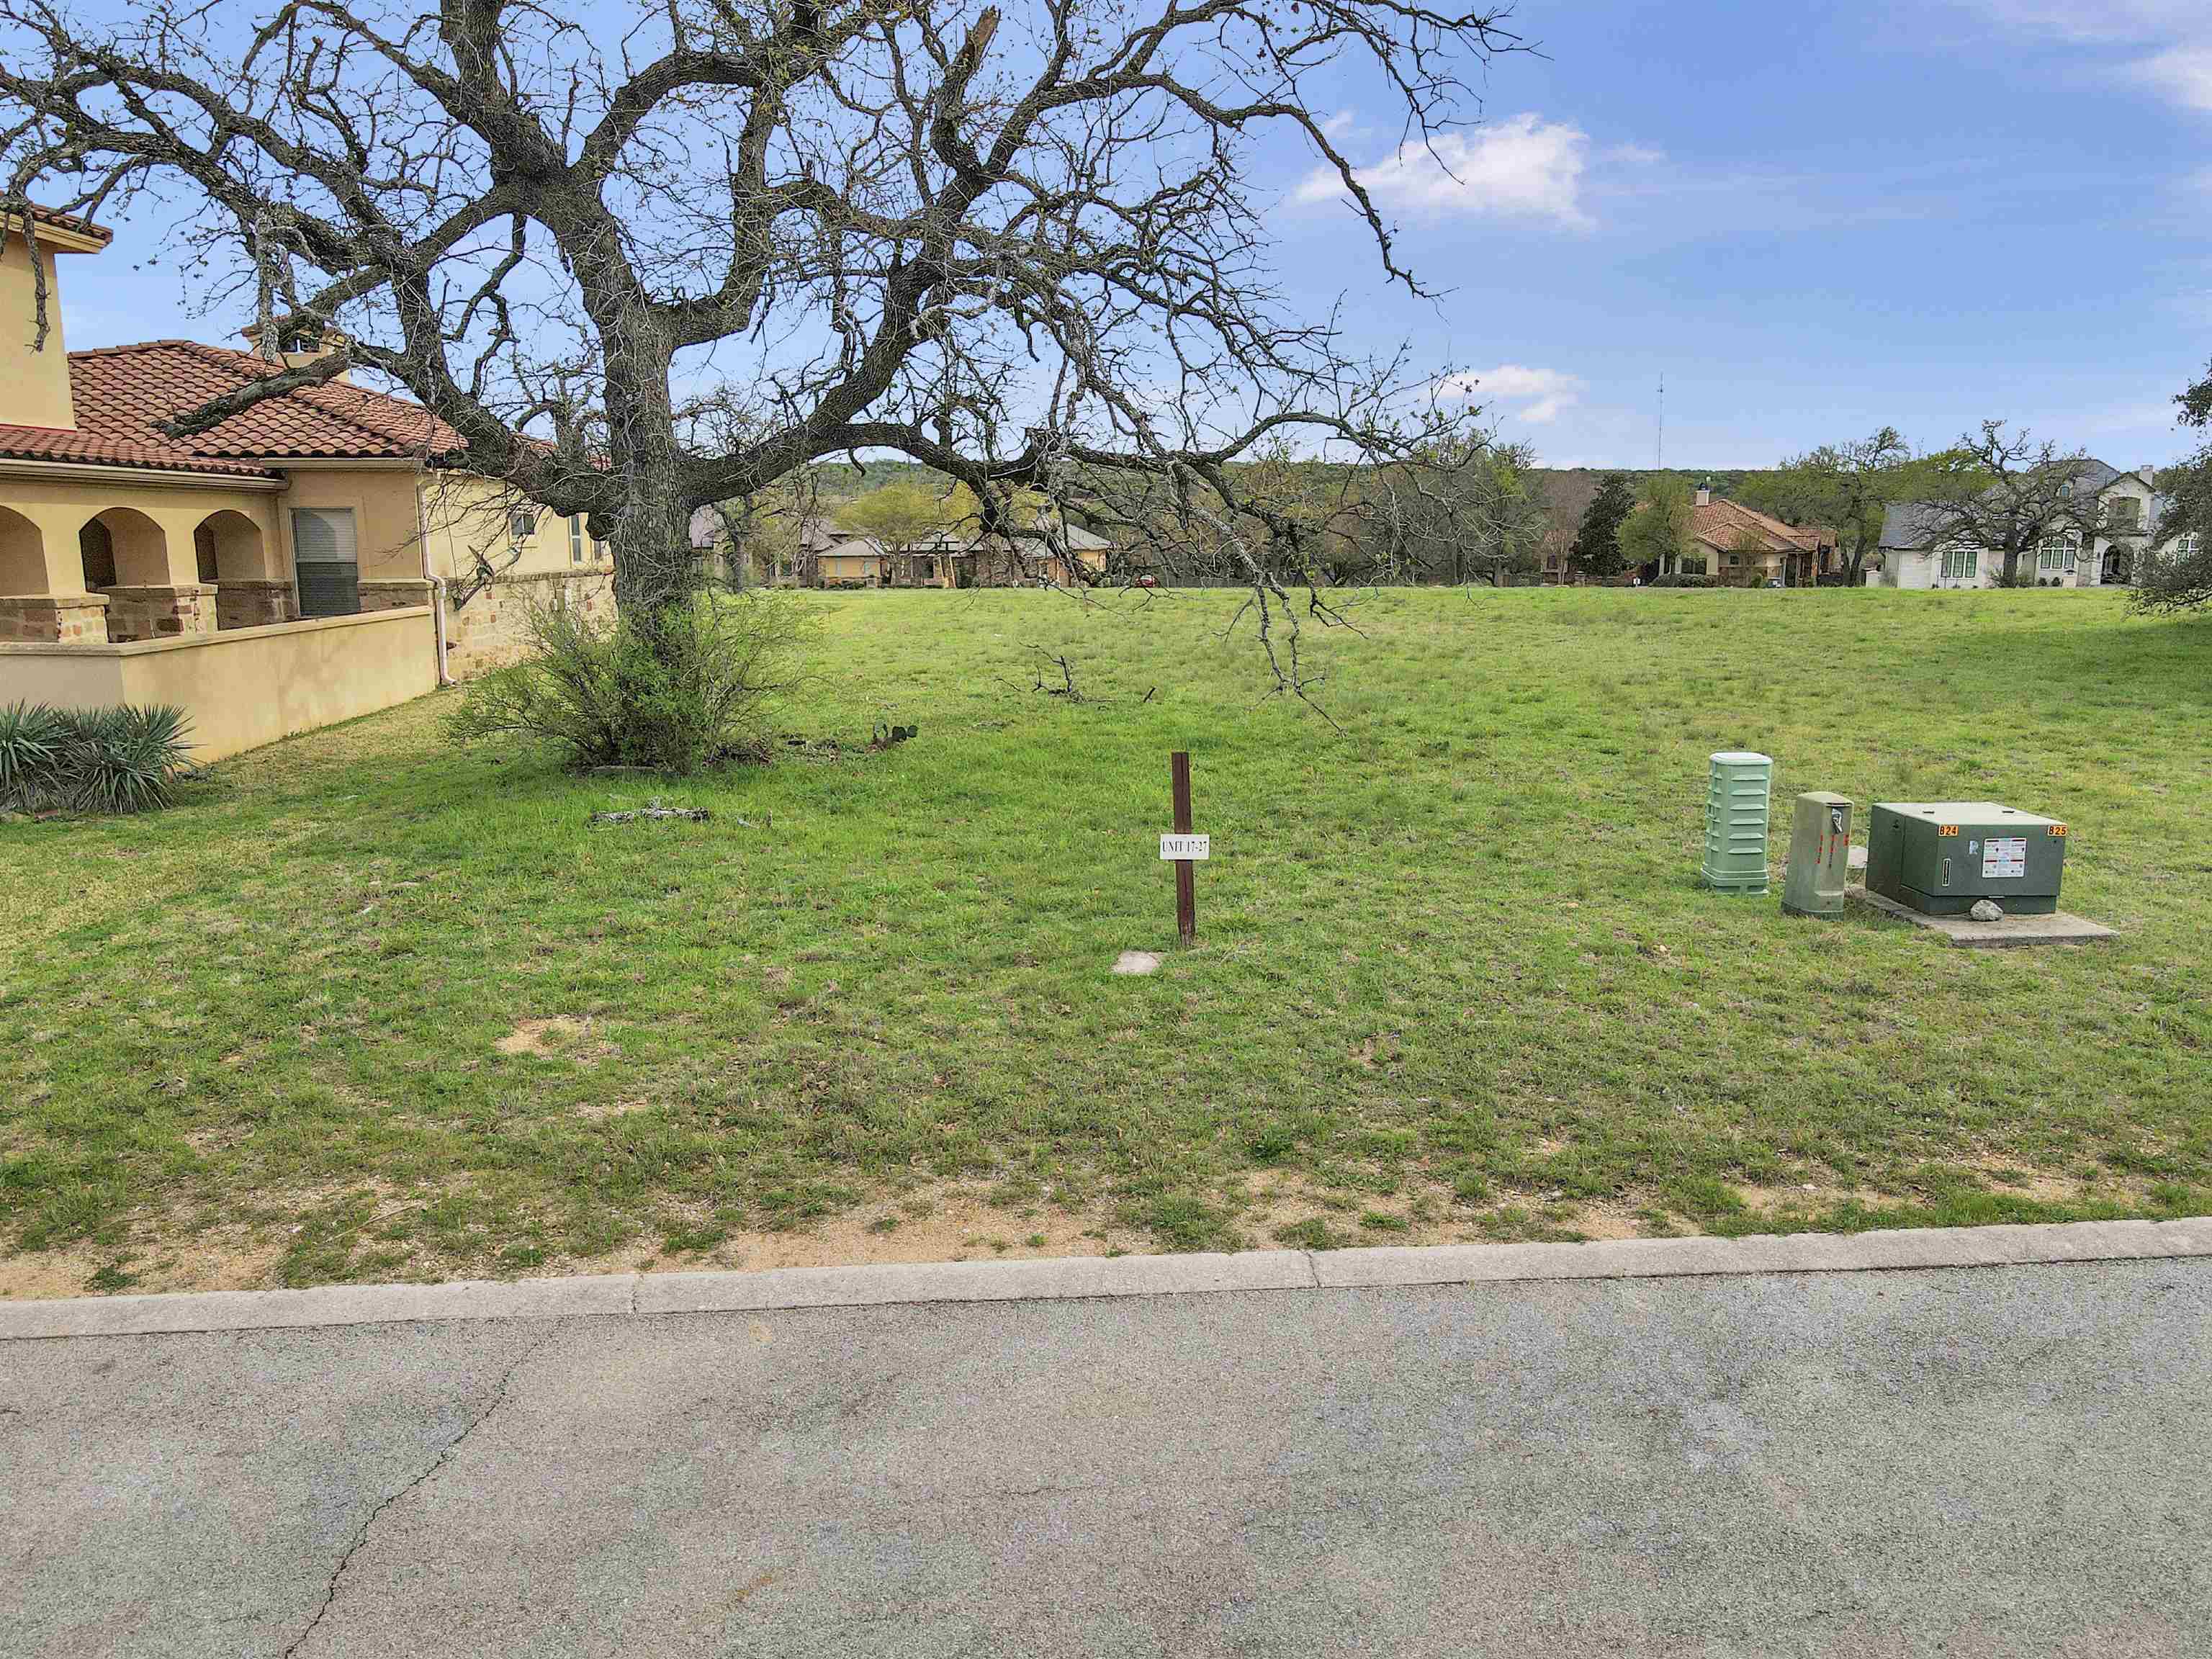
[1681,487,1835,587]
[686,505,1112,590]
[1586,483,1835,586]
[1869,462,2162,589]
[796,516,1111,590]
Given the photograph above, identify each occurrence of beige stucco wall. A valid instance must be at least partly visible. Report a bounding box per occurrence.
[418,472,606,585]
[275,464,426,586]
[0,606,436,762]
[819,551,882,586]
[0,471,284,595]
[0,235,80,431]
[279,464,581,586]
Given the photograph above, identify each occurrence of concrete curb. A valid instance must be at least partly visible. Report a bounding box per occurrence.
[4,1218,2208,1341]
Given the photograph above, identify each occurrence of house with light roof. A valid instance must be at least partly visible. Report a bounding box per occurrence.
[1867,461,2169,589]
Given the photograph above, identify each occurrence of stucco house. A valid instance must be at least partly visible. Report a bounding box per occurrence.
[0,207,612,760]
[1868,461,2165,589]
[1680,486,1836,587]
[1552,481,1838,586]
[796,516,1111,589]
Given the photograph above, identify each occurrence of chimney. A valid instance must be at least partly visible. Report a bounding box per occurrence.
[235,320,353,384]
[1,207,110,431]
[1695,482,1712,507]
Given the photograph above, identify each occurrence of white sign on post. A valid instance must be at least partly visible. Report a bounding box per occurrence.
[1160,833,1211,862]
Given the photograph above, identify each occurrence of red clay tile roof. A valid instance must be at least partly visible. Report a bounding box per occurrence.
[2,206,112,246]
[0,419,277,477]
[1692,495,1827,554]
[0,339,464,477]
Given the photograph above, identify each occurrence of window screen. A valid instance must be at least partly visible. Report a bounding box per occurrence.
[292,508,360,618]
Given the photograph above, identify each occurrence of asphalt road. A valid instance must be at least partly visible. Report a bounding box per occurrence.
[4,1259,2208,1658]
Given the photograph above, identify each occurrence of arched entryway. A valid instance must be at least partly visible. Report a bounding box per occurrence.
[81,508,181,642]
[0,504,45,595]
[0,505,77,641]
[193,509,288,629]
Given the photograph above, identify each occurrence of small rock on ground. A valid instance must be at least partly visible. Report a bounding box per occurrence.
[1970,899,2005,922]
[1112,950,1162,976]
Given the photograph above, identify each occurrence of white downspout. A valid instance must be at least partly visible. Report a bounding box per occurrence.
[416,476,452,685]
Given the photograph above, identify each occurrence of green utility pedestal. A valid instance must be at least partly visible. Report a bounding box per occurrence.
[1701,751,1773,894]
[1781,792,1852,917]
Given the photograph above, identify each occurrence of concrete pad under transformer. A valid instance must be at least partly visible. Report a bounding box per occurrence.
[1847,886,2117,947]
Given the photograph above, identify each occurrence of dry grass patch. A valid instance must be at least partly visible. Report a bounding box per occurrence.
[497,1015,614,1061]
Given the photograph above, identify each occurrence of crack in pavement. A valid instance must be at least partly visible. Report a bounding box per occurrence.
[279,1323,558,1658]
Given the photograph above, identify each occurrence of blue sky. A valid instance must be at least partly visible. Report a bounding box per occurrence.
[1268,0,2212,467]
[50,0,2212,469]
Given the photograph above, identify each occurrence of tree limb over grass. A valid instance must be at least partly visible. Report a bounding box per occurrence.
[2,0,1531,701]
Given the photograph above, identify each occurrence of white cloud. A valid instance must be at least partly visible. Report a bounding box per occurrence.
[1436,364,1586,425]
[2138,46,2212,109]
[1295,114,1593,229]
[1961,0,2212,110]
[1969,0,2207,39]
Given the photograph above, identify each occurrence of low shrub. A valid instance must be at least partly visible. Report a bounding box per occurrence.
[446,592,806,773]
[1646,573,1714,588]
[0,701,194,814]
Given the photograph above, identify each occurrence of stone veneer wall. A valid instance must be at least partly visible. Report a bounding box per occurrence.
[442,565,616,678]
[102,584,216,643]
[358,578,436,614]
[0,593,111,644]
[215,580,295,631]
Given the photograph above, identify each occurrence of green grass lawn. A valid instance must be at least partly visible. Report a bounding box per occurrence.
[4,586,2209,1295]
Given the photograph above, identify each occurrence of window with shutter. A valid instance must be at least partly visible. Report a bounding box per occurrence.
[292,508,360,618]
[570,515,585,564]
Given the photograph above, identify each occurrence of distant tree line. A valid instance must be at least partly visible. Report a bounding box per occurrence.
[709,395,2212,608]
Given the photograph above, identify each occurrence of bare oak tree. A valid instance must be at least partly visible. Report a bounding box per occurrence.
[1,0,1522,693]
[1924,421,2102,587]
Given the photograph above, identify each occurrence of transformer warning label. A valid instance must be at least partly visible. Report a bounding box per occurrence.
[1982,836,2027,879]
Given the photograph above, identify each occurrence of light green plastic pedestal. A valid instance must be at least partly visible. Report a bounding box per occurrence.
[1782,791,1853,917]
[1701,750,1772,894]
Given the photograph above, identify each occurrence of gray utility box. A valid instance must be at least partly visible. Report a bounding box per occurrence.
[1866,801,2068,917]
[1782,793,1852,917]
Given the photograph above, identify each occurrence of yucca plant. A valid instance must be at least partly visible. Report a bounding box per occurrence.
[0,700,65,811]
[49,704,195,814]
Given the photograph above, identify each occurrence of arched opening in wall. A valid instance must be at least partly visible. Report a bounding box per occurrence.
[81,508,174,642]
[80,517,117,590]
[0,505,46,596]
[83,507,168,587]
[193,510,277,629]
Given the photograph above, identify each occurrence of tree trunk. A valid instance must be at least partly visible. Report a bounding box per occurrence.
[2000,547,2023,585]
[609,470,699,639]
[590,295,696,639]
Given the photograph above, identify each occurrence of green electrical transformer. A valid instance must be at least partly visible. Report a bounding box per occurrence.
[1866,801,2068,917]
